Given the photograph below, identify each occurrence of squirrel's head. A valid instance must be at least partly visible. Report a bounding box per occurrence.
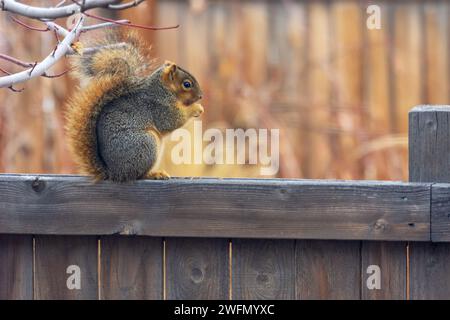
[161,61,204,118]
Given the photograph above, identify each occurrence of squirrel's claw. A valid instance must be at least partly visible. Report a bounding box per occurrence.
[145,170,170,180]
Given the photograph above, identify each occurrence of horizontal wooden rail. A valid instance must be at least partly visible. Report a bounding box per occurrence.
[0,174,435,241]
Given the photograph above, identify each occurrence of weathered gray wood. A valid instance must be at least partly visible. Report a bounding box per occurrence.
[295,240,360,299]
[34,236,98,299]
[431,184,450,242]
[361,241,407,300]
[409,243,450,299]
[409,105,450,299]
[232,240,295,299]
[166,238,229,299]
[100,236,163,300]
[0,175,430,241]
[0,235,33,299]
[409,105,450,182]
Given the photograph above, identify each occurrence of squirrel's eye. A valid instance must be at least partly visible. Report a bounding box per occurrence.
[182,80,192,89]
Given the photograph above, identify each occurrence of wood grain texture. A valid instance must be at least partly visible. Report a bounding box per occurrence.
[410,106,450,242]
[409,105,450,299]
[409,105,450,182]
[166,238,229,300]
[409,243,450,299]
[0,175,430,241]
[305,1,332,179]
[332,0,364,179]
[424,2,449,104]
[232,240,295,300]
[364,2,393,180]
[0,235,33,299]
[394,3,423,134]
[295,240,360,299]
[34,235,97,300]
[100,236,163,300]
[431,184,450,242]
[361,241,407,300]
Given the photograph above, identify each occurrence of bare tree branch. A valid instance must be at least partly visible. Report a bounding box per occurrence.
[108,0,145,10]
[1,0,120,20]
[0,15,84,88]
[45,21,70,37]
[0,0,177,89]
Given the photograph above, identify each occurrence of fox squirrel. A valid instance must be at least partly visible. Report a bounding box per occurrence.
[65,31,204,182]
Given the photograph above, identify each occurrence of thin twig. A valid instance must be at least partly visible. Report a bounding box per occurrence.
[9,15,49,32]
[55,0,67,8]
[28,61,38,75]
[43,69,70,78]
[0,66,11,75]
[0,53,31,68]
[0,64,69,78]
[8,85,24,92]
[82,10,180,31]
[81,20,130,32]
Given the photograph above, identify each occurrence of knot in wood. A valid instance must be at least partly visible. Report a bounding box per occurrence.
[31,177,46,193]
[119,225,137,235]
[256,273,269,284]
[190,267,204,283]
[374,219,388,231]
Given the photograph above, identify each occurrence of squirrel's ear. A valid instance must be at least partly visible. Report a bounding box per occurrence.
[163,61,177,81]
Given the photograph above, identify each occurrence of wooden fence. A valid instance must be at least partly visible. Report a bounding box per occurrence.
[1,105,450,299]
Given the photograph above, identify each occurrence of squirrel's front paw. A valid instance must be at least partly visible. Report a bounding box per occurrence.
[146,170,170,180]
[190,103,204,118]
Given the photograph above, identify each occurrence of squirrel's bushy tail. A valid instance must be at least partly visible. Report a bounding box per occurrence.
[71,30,154,82]
[65,30,154,180]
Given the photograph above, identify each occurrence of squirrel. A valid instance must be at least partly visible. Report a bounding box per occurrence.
[65,31,204,182]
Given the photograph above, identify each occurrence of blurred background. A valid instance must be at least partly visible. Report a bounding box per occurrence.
[0,0,448,180]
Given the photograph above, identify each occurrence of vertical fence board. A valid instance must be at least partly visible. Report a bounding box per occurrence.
[305,1,332,179]
[100,236,163,300]
[361,241,406,300]
[0,235,33,299]
[281,1,307,178]
[424,1,449,104]
[394,3,424,133]
[296,240,360,299]
[241,1,268,88]
[331,1,364,179]
[34,236,98,300]
[361,1,408,291]
[364,2,392,180]
[232,240,295,300]
[155,0,179,63]
[409,243,450,299]
[409,105,450,299]
[166,238,229,300]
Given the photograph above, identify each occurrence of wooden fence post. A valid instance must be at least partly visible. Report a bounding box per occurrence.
[409,105,450,299]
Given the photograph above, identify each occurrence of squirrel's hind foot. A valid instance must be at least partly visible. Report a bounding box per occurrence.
[145,170,170,180]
